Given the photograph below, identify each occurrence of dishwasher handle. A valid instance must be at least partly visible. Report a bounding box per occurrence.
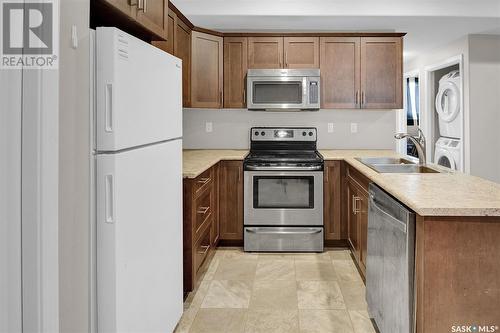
[369,194,407,233]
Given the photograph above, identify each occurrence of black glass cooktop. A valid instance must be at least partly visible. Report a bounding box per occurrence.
[245,150,323,163]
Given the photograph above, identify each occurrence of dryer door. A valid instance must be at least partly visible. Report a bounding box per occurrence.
[435,150,457,170]
[435,81,460,122]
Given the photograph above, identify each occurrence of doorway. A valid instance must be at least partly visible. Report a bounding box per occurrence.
[397,71,421,158]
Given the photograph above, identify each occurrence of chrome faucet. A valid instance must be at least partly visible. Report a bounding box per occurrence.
[394,128,427,165]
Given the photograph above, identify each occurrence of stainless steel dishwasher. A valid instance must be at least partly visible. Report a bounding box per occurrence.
[366,184,416,333]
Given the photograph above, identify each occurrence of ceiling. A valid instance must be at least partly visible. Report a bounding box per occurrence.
[171,0,500,65]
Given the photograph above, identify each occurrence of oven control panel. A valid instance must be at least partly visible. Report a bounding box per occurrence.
[251,127,317,141]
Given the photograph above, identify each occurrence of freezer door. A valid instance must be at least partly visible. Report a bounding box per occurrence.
[96,27,182,151]
[96,140,183,332]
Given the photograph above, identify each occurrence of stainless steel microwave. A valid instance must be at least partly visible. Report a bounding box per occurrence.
[246,69,320,111]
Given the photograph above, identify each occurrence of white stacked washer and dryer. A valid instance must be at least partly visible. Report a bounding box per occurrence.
[434,70,462,170]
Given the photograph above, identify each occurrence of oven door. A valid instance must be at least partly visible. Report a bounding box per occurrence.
[247,76,307,110]
[244,170,323,226]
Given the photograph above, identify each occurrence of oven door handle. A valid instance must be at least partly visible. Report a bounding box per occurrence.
[245,228,322,235]
[244,165,323,171]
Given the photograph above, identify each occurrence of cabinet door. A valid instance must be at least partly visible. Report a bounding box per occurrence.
[248,37,283,69]
[358,188,369,273]
[151,9,175,54]
[320,37,360,109]
[102,0,135,18]
[175,18,191,107]
[360,37,402,109]
[219,161,243,240]
[224,37,248,108]
[284,37,319,68]
[347,179,360,260]
[191,31,223,108]
[135,0,169,40]
[211,164,220,246]
[324,161,342,240]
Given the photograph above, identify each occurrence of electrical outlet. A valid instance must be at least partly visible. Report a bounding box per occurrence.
[350,123,358,133]
[205,122,213,133]
[327,123,334,133]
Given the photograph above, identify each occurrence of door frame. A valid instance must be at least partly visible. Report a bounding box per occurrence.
[423,54,465,171]
[397,69,420,156]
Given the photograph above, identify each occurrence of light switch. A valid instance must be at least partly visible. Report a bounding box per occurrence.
[350,123,358,133]
[327,123,334,133]
[205,122,213,133]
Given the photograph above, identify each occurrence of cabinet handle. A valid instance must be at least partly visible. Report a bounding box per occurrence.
[197,206,210,214]
[220,91,223,105]
[324,167,329,183]
[198,245,210,255]
[352,196,361,215]
[355,90,359,106]
[138,0,145,11]
[242,89,246,104]
[143,0,147,12]
[285,52,288,68]
[361,91,365,107]
[196,177,210,185]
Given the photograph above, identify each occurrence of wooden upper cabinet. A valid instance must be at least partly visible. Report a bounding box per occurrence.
[320,37,360,109]
[360,37,403,109]
[224,37,248,108]
[102,0,136,17]
[151,9,175,54]
[219,161,244,241]
[248,37,283,69]
[191,31,223,108]
[284,37,319,68]
[135,0,169,40]
[175,18,191,107]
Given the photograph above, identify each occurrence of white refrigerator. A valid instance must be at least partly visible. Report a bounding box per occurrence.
[93,27,183,333]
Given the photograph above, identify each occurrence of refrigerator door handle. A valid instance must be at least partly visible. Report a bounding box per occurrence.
[105,174,114,223]
[105,83,114,132]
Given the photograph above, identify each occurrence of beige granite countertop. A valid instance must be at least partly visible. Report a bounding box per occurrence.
[183,149,248,178]
[183,149,500,217]
[320,149,500,217]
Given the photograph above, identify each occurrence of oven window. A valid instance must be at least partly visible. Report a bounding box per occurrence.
[253,176,314,209]
[252,81,302,104]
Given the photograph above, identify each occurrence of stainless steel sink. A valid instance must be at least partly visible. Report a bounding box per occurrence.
[355,157,440,174]
[366,164,440,174]
[356,157,415,165]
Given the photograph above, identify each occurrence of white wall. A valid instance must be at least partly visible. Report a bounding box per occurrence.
[468,35,500,183]
[58,0,92,331]
[183,108,398,149]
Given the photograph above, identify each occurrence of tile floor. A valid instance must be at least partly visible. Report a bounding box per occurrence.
[174,248,376,333]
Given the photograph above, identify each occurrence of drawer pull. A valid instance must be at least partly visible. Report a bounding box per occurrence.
[196,177,210,185]
[197,245,210,255]
[197,206,210,214]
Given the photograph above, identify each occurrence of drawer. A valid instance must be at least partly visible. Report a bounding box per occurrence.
[193,167,214,196]
[244,227,324,252]
[347,164,370,193]
[194,187,213,238]
[194,223,212,274]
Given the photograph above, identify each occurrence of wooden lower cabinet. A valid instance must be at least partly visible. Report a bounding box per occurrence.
[183,165,217,292]
[344,164,370,277]
[218,160,244,242]
[183,160,244,292]
[323,161,344,240]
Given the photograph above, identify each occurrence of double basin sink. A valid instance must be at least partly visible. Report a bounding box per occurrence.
[355,157,440,174]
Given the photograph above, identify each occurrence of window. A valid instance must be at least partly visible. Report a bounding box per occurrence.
[405,77,420,158]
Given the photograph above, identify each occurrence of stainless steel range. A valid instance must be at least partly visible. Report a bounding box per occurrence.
[243,127,324,252]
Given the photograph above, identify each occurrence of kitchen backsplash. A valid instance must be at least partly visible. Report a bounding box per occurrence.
[182,108,398,150]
